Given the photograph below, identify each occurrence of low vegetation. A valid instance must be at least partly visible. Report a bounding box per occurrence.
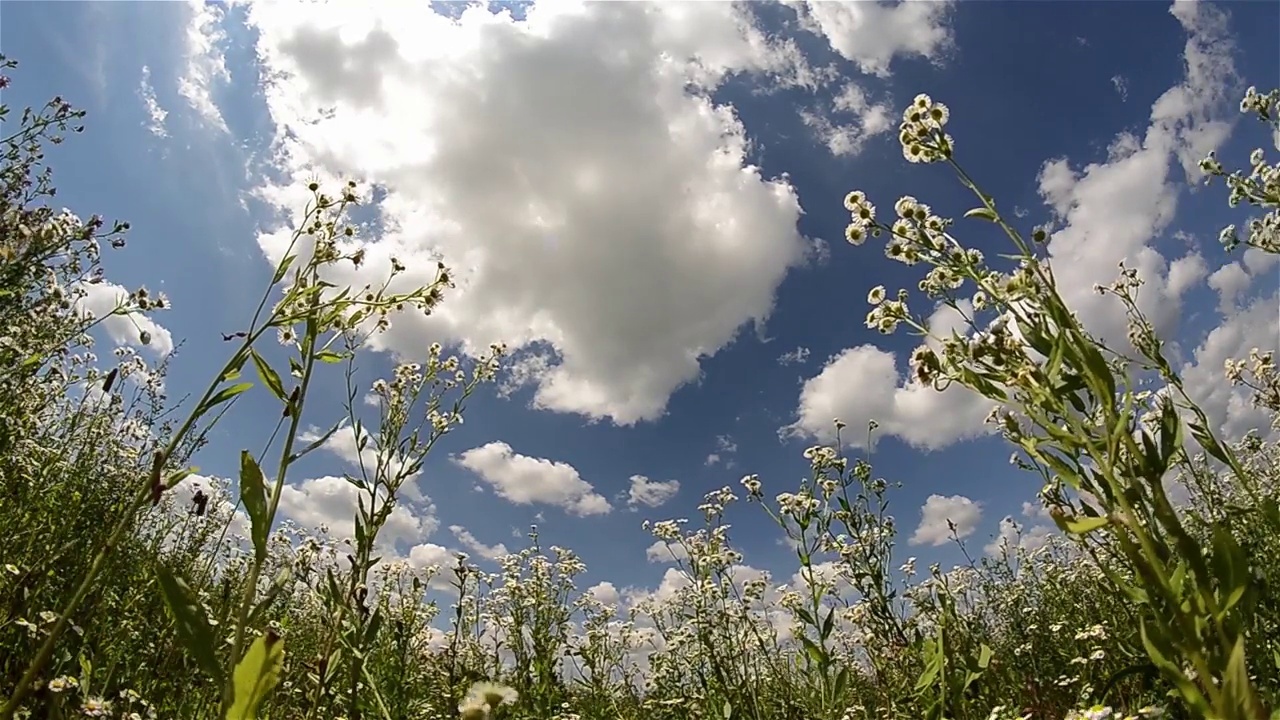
[1,54,1279,720]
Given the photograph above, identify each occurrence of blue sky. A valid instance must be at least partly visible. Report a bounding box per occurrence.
[3,0,1277,602]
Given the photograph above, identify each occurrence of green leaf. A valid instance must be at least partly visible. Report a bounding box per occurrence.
[977,643,992,670]
[820,607,835,641]
[225,631,284,720]
[271,254,297,285]
[833,666,850,701]
[204,382,253,413]
[964,207,998,222]
[800,635,827,668]
[250,350,288,404]
[1188,420,1230,465]
[1223,635,1262,719]
[1140,620,1209,714]
[1060,514,1110,536]
[156,566,224,685]
[291,421,343,463]
[314,350,345,364]
[239,451,270,562]
[793,606,816,628]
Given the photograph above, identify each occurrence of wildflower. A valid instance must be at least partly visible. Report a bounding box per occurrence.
[867,285,886,305]
[1082,706,1113,720]
[845,224,867,245]
[80,697,111,717]
[843,190,866,211]
[48,676,79,693]
[458,681,517,720]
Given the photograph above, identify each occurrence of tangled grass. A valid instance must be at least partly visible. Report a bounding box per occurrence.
[1,55,1279,720]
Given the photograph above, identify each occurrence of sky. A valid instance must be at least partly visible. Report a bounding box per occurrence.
[1,0,1278,606]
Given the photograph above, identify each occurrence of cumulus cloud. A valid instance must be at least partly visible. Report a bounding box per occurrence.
[786,0,954,78]
[627,475,681,509]
[1207,249,1277,314]
[1035,0,1239,351]
[405,542,466,590]
[985,515,1054,557]
[277,475,435,547]
[1180,293,1280,441]
[75,281,174,356]
[455,442,612,516]
[586,581,621,608]
[645,539,690,563]
[910,494,983,547]
[786,302,996,450]
[241,1,823,426]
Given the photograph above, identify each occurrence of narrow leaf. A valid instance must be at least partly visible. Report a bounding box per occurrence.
[239,451,270,562]
[203,382,253,413]
[156,567,224,684]
[271,254,297,285]
[250,350,288,404]
[964,207,998,222]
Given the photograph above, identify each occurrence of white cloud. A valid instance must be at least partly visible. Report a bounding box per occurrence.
[1035,1,1239,352]
[787,0,954,78]
[1207,249,1277,314]
[627,475,681,509]
[1111,74,1130,102]
[1243,247,1280,277]
[179,0,230,133]
[138,66,168,139]
[455,442,612,516]
[1207,261,1251,313]
[645,540,689,563]
[75,281,174,356]
[242,1,821,426]
[299,423,429,501]
[985,516,1053,557]
[705,435,739,467]
[910,494,983,547]
[277,474,435,547]
[777,346,811,366]
[448,525,509,560]
[1180,293,1280,441]
[405,542,466,590]
[586,581,621,608]
[801,82,894,158]
[786,302,996,451]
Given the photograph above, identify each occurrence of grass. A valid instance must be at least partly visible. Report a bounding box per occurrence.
[1,54,1279,720]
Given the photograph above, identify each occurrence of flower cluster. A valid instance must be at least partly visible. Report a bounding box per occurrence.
[899,93,954,164]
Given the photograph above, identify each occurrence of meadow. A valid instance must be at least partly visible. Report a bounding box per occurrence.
[2,53,1279,720]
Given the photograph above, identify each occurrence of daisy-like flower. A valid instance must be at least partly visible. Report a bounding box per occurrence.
[459,681,518,720]
[894,196,919,219]
[80,697,111,717]
[843,190,866,211]
[924,102,950,128]
[845,224,867,245]
[867,285,886,305]
[852,201,876,225]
